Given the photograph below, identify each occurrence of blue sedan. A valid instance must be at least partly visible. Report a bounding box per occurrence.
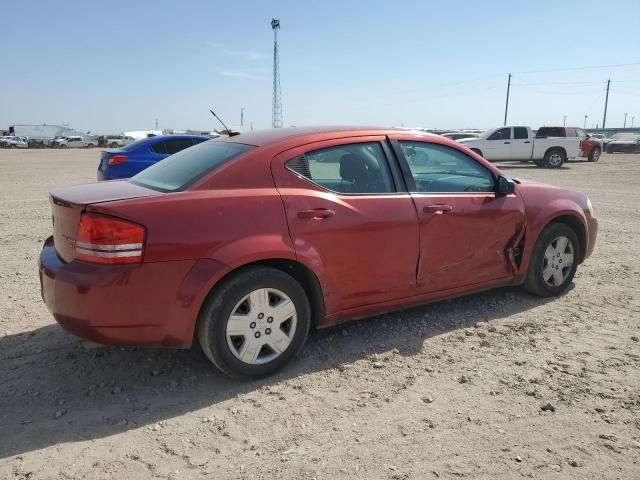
[97,135,211,180]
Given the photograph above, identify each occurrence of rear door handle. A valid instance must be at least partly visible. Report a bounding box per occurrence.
[423,204,452,214]
[504,141,511,144]
[298,208,335,220]
[524,141,531,144]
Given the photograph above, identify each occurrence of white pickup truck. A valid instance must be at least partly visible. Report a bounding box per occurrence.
[458,126,582,168]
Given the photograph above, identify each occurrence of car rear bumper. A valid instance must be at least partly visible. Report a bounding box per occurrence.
[39,236,229,347]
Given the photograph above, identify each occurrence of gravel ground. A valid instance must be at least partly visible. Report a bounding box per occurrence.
[0,148,639,480]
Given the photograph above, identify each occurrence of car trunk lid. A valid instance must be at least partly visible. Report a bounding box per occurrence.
[50,181,160,262]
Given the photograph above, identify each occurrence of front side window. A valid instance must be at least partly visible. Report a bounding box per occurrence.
[399,141,495,193]
[286,142,394,194]
[487,128,511,140]
[130,140,251,192]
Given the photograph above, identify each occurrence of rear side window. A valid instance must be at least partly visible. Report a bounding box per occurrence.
[399,141,494,193]
[513,127,529,139]
[119,138,151,152]
[130,140,253,192]
[164,138,198,154]
[286,142,394,194]
[150,141,167,154]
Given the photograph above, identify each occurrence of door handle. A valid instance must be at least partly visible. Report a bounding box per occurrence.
[298,208,335,220]
[504,141,511,144]
[423,204,452,214]
[524,141,531,144]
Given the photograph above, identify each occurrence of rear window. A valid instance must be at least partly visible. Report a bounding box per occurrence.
[119,138,149,152]
[130,140,253,192]
[536,127,565,138]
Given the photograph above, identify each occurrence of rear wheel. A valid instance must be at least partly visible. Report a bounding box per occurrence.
[197,267,311,379]
[588,147,601,162]
[523,223,580,297]
[544,148,566,168]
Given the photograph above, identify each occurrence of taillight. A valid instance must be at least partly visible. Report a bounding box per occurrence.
[75,213,145,264]
[108,155,128,166]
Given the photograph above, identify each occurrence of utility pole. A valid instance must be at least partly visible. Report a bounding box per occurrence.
[240,108,244,127]
[584,115,588,129]
[623,112,628,128]
[503,73,511,126]
[271,18,283,128]
[563,115,567,126]
[251,122,254,131]
[602,79,610,128]
[155,119,158,130]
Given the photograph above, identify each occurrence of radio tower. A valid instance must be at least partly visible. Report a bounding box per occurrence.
[271,18,283,128]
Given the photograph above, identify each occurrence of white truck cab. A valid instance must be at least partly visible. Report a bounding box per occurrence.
[459,126,581,168]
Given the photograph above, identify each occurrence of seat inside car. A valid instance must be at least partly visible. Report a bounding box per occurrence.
[339,153,382,193]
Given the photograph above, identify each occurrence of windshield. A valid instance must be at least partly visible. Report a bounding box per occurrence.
[130,140,254,192]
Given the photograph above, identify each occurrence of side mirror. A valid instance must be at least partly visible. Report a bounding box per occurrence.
[497,175,516,195]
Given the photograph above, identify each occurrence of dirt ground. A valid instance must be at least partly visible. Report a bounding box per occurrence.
[0,148,638,480]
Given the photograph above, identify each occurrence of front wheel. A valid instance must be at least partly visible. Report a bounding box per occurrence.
[588,147,601,162]
[197,267,311,379]
[544,148,566,168]
[523,223,580,297]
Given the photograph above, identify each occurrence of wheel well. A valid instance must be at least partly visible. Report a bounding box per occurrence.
[470,148,483,157]
[545,146,567,158]
[550,215,586,263]
[207,259,326,328]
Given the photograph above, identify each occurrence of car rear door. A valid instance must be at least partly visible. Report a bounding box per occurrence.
[510,127,533,160]
[271,136,420,315]
[390,135,526,293]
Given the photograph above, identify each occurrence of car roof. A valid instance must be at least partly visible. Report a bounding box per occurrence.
[224,126,435,147]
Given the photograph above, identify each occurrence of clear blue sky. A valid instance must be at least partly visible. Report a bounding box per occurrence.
[1,0,639,133]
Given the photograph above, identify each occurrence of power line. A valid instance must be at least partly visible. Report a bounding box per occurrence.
[513,62,640,75]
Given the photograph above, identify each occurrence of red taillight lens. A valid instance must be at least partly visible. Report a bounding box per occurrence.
[75,213,145,264]
[108,155,128,166]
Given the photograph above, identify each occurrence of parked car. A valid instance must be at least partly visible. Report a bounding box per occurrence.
[1,136,29,148]
[605,133,640,153]
[56,136,97,148]
[535,126,602,162]
[39,127,598,378]
[97,135,210,180]
[0,136,16,147]
[441,132,479,141]
[589,133,609,148]
[104,135,135,148]
[459,126,599,167]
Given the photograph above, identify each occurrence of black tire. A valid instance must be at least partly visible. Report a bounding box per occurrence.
[523,223,580,297]
[197,266,311,379]
[588,147,601,162]
[543,148,566,168]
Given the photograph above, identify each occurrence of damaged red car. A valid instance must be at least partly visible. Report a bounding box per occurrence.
[39,127,597,378]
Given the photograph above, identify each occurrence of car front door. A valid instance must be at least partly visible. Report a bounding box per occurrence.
[510,127,532,160]
[272,137,420,315]
[483,127,512,160]
[390,136,526,293]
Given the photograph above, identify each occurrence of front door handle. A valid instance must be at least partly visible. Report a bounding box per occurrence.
[504,141,511,144]
[298,208,335,220]
[524,140,531,144]
[423,204,452,215]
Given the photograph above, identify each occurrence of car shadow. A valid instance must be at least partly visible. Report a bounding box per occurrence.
[0,286,558,458]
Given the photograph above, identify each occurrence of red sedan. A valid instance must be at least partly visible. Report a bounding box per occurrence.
[39,127,598,378]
